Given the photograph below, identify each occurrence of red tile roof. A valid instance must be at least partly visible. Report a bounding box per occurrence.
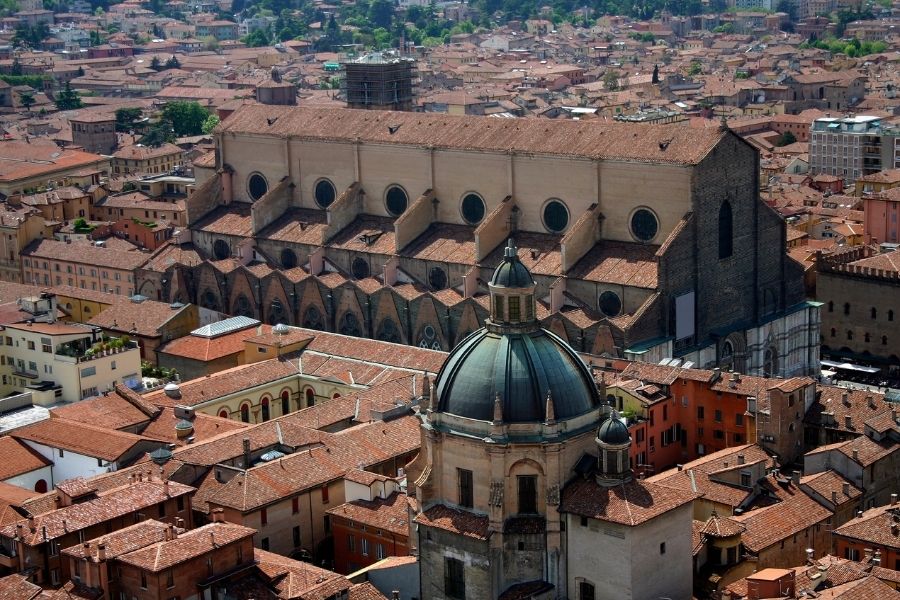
[0,574,41,600]
[116,522,255,572]
[11,417,149,461]
[415,504,490,540]
[326,491,409,537]
[0,479,194,545]
[833,504,900,550]
[560,477,697,526]
[158,324,271,361]
[0,437,51,481]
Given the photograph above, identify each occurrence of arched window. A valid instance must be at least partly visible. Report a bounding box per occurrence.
[339,312,362,337]
[332,392,341,399]
[34,479,47,493]
[828,301,834,313]
[883,335,888,345]
[305,388,315,407]
[417,324,442,350]
[218,408,229,419]
[871,307,877,319]
[890,310,895,322]
[269,298,287,325]
[240,403,250,423]
[201,289,219,311]
[844,303,851,316]
[261,397,270,422]
[302,305,323,330]
[718,200,733,259]
[281,390,290,415]
[377,319,401,343]
[763,346,778,378]
[233,294,252,317]
[578,581,596,600]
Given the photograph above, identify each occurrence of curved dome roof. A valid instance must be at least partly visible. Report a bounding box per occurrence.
[597,416,630,445]
[434,328,599,423]
[490,241,535,288]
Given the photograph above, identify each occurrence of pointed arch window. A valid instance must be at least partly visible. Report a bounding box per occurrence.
[718,200,733,259]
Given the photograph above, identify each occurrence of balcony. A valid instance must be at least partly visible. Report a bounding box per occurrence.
[55,337,138,364]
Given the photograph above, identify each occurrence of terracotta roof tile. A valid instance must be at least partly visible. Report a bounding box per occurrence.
[0,574,42,599]
[61,519,171,561]
[805,435,896,468]
[559,477,697,526]
[568,241,659,288]
[87,297,193,338]
[0,437,51,481]
[833,504,900,550]
[415,504,490,540]
[326,491,408,537]
[11,417,149,461]
[0,479,194,545]
[116,522,255,572]
[22,238,150,272]
[157,323,267,362]
[218,106,725,165]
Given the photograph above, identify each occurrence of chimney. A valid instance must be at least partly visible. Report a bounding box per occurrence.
[892,493,898,505]
[874,549,882,565]
[392,593,400,600]
[27,516,35,532]
[867,395,875,409]
[845,415,853,429]
[163,479,170,496]
[175,517,185,529]
[212,508,224,523]
[737,454,745,465]
[842,391,850,406]
[832,490,838,504]
[15,523,23,540]
[843,482,850,496]
[806,548,814,565]
[677,464,683,471]
[852,449,859,462]
[97,542,106,561]
[791,470,800,486]
[243,437,251,468]
[864,548,873,561]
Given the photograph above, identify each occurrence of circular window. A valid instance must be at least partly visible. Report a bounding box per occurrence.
[429,266,447,291]
[314,179,336,209]
[461,193,485,225]
[281,248,297,269]
[247,172,268,201]
[598,290,622,317]
[351,257,370,280]
[542,199,569,233]
[385,185,408,216]
[213,239,230,260]
[630,208,659,242]
[423,324,436,339]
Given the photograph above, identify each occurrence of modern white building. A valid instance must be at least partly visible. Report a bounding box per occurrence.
[809,115,883,181]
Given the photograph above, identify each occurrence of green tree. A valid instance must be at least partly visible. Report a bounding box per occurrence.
[150,55,162,71]
[368,0,394,29]
[115,107,143,132]
[689,61,702,76]
[160,101,210,136]
[603,69,619,91]
[54,81,83,110]
[18,91,35,111]
[140,122,174,146]
[651,64,659,84]
[165,55,181,69]
[776,131,797,146]
[201,114,220,134]
[243,28,270,47]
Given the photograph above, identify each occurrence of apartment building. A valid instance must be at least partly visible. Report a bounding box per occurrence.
[809,116,883,181]
[0,294,141,403]
[21,237,148,296]
[111,143,184,176]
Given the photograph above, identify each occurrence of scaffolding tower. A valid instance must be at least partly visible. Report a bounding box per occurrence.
[342,52,418,112]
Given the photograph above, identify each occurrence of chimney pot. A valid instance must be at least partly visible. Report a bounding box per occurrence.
[843,482,850,495]
[892,493,898,505]
[737,454,745,465]
[791,470,800,485]
[677,464,683,471]
[832,490,838,503]
[852,449,859,462]
[97,542,106,561]
[842,391,850,405]
[845,415,853,428]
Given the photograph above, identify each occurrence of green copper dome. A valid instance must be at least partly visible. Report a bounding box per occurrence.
[434,239,598,424]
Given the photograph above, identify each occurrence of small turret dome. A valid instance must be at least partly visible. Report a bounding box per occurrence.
[490,241,535,288]
[597,415,630,446]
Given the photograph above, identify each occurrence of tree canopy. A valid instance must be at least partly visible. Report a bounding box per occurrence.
[160,101,211,137]
[54,82,83,111]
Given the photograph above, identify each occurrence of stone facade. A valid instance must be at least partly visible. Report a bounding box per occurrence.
[144,106,817,377]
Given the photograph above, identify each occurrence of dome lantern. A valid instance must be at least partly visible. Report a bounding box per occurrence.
[596,412,633,486]
[488,238,537,331]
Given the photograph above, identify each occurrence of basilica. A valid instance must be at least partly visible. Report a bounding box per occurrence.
[406,241,697,600]
[137,105,820,376]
